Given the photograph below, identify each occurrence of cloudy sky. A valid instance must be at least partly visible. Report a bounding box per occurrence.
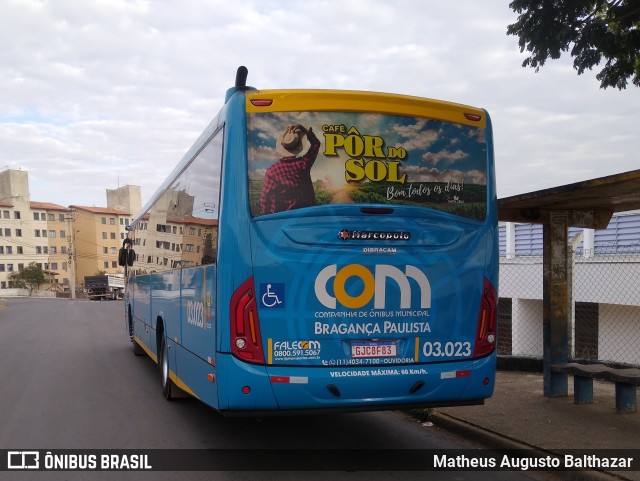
[2,0,639,209]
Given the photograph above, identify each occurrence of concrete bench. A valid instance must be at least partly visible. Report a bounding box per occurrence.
[551,363,640,413]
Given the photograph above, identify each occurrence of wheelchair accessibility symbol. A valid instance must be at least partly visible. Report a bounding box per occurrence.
[260,283,285,309]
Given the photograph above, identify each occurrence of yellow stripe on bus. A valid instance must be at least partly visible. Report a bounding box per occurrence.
[135,336,200,399]
[135,336,158,363]
[246,90,486,128]
[169,372,200,399]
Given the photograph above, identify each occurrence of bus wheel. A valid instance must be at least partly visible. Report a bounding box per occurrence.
[159,335,174,401]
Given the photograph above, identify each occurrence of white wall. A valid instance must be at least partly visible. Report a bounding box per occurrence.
[599,304,640,365]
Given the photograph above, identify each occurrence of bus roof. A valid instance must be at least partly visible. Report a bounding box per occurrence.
[246,89,487,128]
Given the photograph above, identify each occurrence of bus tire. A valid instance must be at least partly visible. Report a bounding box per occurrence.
[159,335,174,401]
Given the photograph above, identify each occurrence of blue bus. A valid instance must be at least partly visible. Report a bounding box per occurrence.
[120,66,498,415]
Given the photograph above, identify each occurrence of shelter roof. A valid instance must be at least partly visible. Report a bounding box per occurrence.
[498,169,640,229]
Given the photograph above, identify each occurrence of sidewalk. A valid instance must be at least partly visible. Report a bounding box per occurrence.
[432,370,640,481]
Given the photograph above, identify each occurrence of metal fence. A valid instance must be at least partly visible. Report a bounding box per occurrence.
[498,244,640,368]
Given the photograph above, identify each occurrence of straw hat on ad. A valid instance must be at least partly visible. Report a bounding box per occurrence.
[277,124,309,157]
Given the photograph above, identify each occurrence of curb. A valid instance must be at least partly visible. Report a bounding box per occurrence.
[430,412,628,481]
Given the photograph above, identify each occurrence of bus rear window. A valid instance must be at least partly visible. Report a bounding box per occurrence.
[247,111,487,220]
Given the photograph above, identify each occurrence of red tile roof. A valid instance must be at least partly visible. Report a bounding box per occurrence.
[69,205,131,215]
[30,201,70,211]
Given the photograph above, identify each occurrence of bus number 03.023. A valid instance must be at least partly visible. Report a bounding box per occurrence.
[422,341,471,358]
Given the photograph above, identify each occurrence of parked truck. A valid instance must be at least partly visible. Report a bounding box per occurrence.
[84,274,125,300]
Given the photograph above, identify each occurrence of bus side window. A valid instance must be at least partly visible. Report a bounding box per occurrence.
[130,128,223,272]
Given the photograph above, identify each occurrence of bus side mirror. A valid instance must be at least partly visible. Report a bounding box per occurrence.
[118,247,136,267]
[120,238,135,267]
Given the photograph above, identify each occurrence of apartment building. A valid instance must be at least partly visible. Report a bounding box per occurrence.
[31,201,73,290]
[69,205,133,285]
[0,168,140,292]
[71,185,140,287]
[0,170,72,289]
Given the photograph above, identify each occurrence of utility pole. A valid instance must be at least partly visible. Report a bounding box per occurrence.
[66,214,76,299]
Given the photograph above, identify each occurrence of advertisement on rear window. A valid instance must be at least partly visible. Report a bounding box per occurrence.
[247,111,487,220]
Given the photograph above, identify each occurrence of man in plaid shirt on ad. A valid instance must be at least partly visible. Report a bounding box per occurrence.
[259,124,321,215]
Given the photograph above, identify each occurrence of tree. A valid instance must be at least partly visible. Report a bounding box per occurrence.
[8,272,26,289]
[507,0,640,89]
[12,263,46,295]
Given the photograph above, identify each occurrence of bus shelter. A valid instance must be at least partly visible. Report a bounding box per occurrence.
[497,169,640,397]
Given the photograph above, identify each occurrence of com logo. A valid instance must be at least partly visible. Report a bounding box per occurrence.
[314,264,431,310]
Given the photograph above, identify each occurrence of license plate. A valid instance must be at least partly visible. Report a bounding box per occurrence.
[351,341,397,358]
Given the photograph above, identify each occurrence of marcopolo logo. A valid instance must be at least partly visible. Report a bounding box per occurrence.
[314,264,431,309]
[338,229,411,241]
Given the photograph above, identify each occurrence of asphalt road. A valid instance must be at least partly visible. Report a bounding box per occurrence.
[0,298,542,481]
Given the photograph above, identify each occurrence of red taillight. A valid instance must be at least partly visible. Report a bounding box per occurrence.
[464,112,482,122]
[473,278,497,358]
[230,277,265,364]
[250,99,273,107]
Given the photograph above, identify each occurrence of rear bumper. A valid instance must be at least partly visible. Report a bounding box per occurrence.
[216,353,496,415]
